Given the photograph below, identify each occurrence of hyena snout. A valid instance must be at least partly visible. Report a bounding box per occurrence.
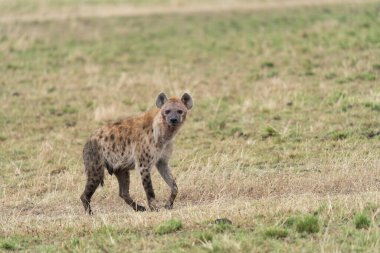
[169,117,179,124]
[163,109,185,126]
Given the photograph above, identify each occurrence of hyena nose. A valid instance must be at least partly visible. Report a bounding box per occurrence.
[170,118,178,124]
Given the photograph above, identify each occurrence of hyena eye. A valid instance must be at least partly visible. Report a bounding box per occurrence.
[165,110,171,115]
[177,110,183,114]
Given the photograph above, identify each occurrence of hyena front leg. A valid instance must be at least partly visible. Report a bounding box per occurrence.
[138,164,158,211]
[115,169,146,212]
[156,159,178,210]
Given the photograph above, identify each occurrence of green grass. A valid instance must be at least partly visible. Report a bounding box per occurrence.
[0,239,19,251]
[1,0,380,252]
[364,102,380,112]
[354,213,371,230]
[154,219,183,235]
[0,0,187,14]
[295,215,320,234]
[264,227,289,239]
[212,222,234,233]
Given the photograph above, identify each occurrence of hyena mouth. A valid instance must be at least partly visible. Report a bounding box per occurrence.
[169,122,181,128]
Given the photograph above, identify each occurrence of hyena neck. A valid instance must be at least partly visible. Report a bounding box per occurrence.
[153,114,180,148]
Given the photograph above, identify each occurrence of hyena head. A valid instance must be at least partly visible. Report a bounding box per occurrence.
[156,92,193,128]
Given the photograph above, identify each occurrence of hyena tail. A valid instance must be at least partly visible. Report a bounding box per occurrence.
[80,139,105,214]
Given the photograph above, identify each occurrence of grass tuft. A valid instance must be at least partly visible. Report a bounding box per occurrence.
[261,61,275,68]
[194,231,214,243]
[354,213,371,230]
[326,130,351,140]
[296,215,320,234]
[154,219,183,235]
[262,126,280,139]
[0,134,7,141]
[264,227,289,239]
[373,64,380,70]
[212,223,233,233]
[356,72,376,81]
[0,239,20,251]
[364,102,380,112]
[284,217,299,228]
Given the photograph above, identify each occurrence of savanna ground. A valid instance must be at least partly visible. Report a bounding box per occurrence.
[1,0,380,252]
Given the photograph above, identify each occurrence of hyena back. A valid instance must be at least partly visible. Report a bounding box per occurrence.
[80,92,193,214]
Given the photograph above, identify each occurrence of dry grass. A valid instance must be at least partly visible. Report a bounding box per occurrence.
[1,0,380,252]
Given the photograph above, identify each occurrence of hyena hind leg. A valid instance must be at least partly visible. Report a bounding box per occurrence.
[80,140,104,215]
[80,175,103,215]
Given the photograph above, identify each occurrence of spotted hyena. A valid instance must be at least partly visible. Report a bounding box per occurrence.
[80,92,193,214]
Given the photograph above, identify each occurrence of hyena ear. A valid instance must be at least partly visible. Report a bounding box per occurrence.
[156,92,168,108]
[181,93,193,110]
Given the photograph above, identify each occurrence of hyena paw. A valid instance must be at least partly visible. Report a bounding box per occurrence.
[134,204,146,212]
[81,197,93,215]
[164,202,173,210]
[149,201,160,212]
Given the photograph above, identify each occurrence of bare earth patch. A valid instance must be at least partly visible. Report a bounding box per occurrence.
[0,0,377,23]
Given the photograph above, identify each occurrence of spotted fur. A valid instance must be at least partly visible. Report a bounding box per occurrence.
[80,92,193,214]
